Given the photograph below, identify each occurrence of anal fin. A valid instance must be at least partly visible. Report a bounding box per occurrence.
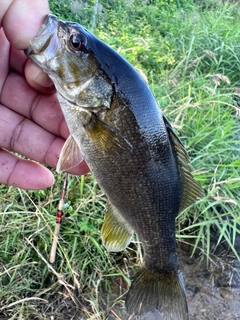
[101,202,134,252]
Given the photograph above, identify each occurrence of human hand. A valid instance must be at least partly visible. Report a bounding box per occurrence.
[0,1,89,190]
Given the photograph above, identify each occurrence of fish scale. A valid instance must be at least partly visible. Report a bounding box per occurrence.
[26,14,203,319]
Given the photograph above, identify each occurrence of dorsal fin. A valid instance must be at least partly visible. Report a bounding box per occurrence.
[163,115,204,212]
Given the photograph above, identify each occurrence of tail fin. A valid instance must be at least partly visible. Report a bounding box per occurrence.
[125,268,189,320]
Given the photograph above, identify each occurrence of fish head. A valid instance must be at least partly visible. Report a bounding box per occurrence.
[26,14,109,107]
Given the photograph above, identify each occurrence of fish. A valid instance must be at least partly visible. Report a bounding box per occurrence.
[26,14,203,319]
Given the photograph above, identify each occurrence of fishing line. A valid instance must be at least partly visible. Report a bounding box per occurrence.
[49,173,68,263]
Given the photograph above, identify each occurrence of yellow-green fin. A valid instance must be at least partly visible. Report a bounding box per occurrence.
[163,115,204,212]
[101,202,133,252]
[85,112,132,155]
[56,135,84,173]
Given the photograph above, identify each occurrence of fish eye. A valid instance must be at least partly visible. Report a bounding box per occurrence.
[68,33,86,52]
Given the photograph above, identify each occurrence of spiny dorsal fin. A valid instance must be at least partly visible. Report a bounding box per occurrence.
[101,202,134,252]
[56,135,84,173]
[85,112,132,155]
[163,115,204,212]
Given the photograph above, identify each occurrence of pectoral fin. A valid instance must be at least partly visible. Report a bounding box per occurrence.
[101,202,134,252]
[57,135,84,173]
[85,112,132,155]
[163,115,204,211]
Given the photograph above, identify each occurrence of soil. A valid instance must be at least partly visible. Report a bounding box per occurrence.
[179,246,240,320]
[118,240,240,320]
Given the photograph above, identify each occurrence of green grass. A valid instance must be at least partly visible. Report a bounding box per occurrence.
[1,0,240,318]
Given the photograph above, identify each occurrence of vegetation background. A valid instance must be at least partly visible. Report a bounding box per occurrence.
[1,0,240,319]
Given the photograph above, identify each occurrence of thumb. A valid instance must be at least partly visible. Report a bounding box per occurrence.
[2,0,49,50]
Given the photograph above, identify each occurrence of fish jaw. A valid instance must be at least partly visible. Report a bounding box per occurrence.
[25,14,71,101]
[25,14,61,70]
[25,14,111,109]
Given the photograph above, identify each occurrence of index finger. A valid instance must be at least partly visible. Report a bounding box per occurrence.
[1,72,67,138]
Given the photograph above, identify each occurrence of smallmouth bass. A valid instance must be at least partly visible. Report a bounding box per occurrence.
[26,14,203,320]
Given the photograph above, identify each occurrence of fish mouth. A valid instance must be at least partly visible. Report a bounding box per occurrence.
[25,14,62,66]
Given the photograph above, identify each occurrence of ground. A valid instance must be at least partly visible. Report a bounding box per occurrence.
[108,241,240,320]
[181,247,240,320]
